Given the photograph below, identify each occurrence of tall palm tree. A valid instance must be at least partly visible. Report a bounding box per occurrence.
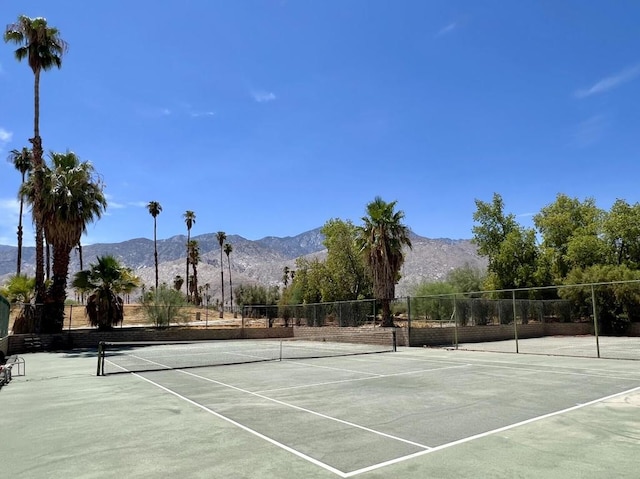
[22,150,106,332]
[147,201,162,289]
[187,239,200,304]
[282,266,290,287]
[72,255,140,330]
[224,242,233,315]
[7,147,33,275]
[4,16,67,305]
[356,197,412,327]
[216,231,226,317]
[183,210,196,298]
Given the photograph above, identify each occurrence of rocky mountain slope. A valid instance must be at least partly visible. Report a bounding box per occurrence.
[0,228,486,298]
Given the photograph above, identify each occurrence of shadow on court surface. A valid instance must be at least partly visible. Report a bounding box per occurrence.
[2,346,639,478]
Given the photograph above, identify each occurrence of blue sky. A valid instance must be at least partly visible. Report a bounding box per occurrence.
[1,1,639,246]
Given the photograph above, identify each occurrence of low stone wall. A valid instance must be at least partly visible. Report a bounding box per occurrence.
[8,327,293,355]
[409,322,593,347]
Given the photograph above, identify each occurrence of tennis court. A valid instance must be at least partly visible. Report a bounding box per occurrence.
[2,338,639,478]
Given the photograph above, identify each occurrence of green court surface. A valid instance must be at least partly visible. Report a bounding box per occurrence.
[2,343,639,478]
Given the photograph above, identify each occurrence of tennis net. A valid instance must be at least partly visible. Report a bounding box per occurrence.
[97,330,396,375]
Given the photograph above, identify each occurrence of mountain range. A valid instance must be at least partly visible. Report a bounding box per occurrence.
[0,229,486,299]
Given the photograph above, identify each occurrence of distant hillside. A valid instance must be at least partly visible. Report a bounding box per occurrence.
[0,228,486,298]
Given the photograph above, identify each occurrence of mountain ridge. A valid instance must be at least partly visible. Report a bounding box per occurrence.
[0,228,486,298]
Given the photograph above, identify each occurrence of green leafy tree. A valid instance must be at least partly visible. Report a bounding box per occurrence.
[142,283,188,327]
[601,199,640,269]
[216,231,226,316]
[445,264,485,294]
[533,194,605,280]
[7,148,33,275]
[183,210,195,296]
[147,201,162,289]
[4,16,67,304]
[356,197,412,327]
[472,193,539,291]
[561,264,640,334]
[21,151,106,331]
[72,255,140,330]
[322,218,371,300]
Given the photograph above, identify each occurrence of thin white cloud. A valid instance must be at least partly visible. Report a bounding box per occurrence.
[571,114,608,148]
[0,127,13,143]
[251,91,276,103]
[130,201,149,208]
[190,111,215,118]
[135,106,172,118]
[436,22,457,37]
[575,65,640,98]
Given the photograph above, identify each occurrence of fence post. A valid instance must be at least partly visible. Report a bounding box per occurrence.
[591,285,601,358]
[453,294,459,349]
[512,290,519,353]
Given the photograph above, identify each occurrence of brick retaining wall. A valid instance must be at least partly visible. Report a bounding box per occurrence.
[8,327,293,355]
[409,322,593,347]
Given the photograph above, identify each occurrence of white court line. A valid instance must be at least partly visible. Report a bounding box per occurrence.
[258,364,471,394]
[396,354,640,381]
[344,384,640,477]
[177,368,432,450]
[132,372,347,478]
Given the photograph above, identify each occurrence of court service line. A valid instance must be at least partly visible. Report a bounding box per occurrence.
[131,372,348,478]
[257,363,471,394]
[177,368,432,450]
[343,384,640,477]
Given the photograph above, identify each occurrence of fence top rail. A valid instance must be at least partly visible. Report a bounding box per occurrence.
[243,299,376,308]
[402,279,640,301]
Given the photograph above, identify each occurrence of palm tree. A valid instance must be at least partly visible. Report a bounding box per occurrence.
[183,210,196,298]
[187,239,200,304]
[22,151,107,332]
[173,275,184,292]
[224,242,234,315]
[147,201,162,289]
[282,266,290,287]
[216,231,226,317]
[4,16,67,305]
[7,147,33,275]
[356,197,412,327]
[72,255,140,330]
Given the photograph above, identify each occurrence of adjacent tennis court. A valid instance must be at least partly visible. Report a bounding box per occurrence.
[2,339,639,478]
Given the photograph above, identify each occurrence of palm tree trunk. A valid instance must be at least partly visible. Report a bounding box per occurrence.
[227,258,234,317]
[16,175,24,275]
[185,231,190,301]
[31,70,46,330]
[220,247,224,318]
[44,243,71,333]
[77,242,84,303]
[153,218,159,289]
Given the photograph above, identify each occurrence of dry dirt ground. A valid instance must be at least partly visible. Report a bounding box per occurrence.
[7,304,260,332]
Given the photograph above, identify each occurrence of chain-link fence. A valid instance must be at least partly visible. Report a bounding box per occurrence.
[242,300,377,328]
